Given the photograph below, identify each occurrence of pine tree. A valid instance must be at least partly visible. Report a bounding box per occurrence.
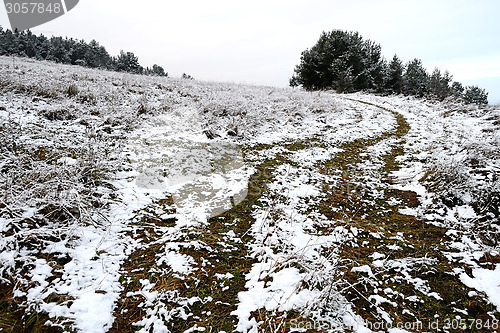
[331,59,355,92]
[85,40,111,68]
[0,26,6,55]
[69,39,88,66]
[290,30,385,92]
[36,35,52,60]
[2,29,19,55]
[47,36,71,63]
[13,30,27,57]
[463,86,488,105]
[440,70,453,99]
[23,30,38,58]
[115,50,143,74]
[151,64,167,76]
[451,81,464,99]
[403,58,429,97]
[385,54,404,94]
[290,47,323,90]
[360,40,385,91]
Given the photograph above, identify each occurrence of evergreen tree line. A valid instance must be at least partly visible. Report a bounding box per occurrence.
[0,26,167,77]
[290,30,488,105]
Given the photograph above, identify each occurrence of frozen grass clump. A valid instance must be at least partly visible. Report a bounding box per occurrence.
[0,109,122,281]
[419,104,500,247]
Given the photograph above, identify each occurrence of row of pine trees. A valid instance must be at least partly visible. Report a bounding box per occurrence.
[0,27,167,77]
[290,30,488,105]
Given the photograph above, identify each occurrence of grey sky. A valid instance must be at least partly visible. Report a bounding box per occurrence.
[1,0,499,104]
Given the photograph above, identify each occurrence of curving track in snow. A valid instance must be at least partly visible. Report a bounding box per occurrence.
[1,57,498,333]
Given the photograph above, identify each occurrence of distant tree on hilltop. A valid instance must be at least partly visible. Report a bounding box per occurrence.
[451,81,465,99]
[290,30,385,93]
[145,64,167,77]
[463,86,488,105]
[384,54,404,94]
[85,39,112,68]
[114,50,143,74]
[429,68,453,101]
[403,58,429,98]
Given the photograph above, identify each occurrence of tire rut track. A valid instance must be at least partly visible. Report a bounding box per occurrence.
[110,98,496,332]
[110,143,307,332]
[319,98,496,331]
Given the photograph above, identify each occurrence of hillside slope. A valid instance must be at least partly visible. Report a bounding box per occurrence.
[0,56,499,332]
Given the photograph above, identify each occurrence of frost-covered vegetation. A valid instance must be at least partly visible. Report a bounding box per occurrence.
[0,56,499,332]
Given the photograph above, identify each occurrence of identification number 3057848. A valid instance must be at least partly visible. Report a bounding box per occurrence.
[442,318,499,330]
[5,2,62,14]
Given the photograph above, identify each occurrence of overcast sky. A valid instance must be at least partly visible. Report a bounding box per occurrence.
[1,0,499,104]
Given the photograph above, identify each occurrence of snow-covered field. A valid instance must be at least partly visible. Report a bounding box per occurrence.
[0,56,499,332]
